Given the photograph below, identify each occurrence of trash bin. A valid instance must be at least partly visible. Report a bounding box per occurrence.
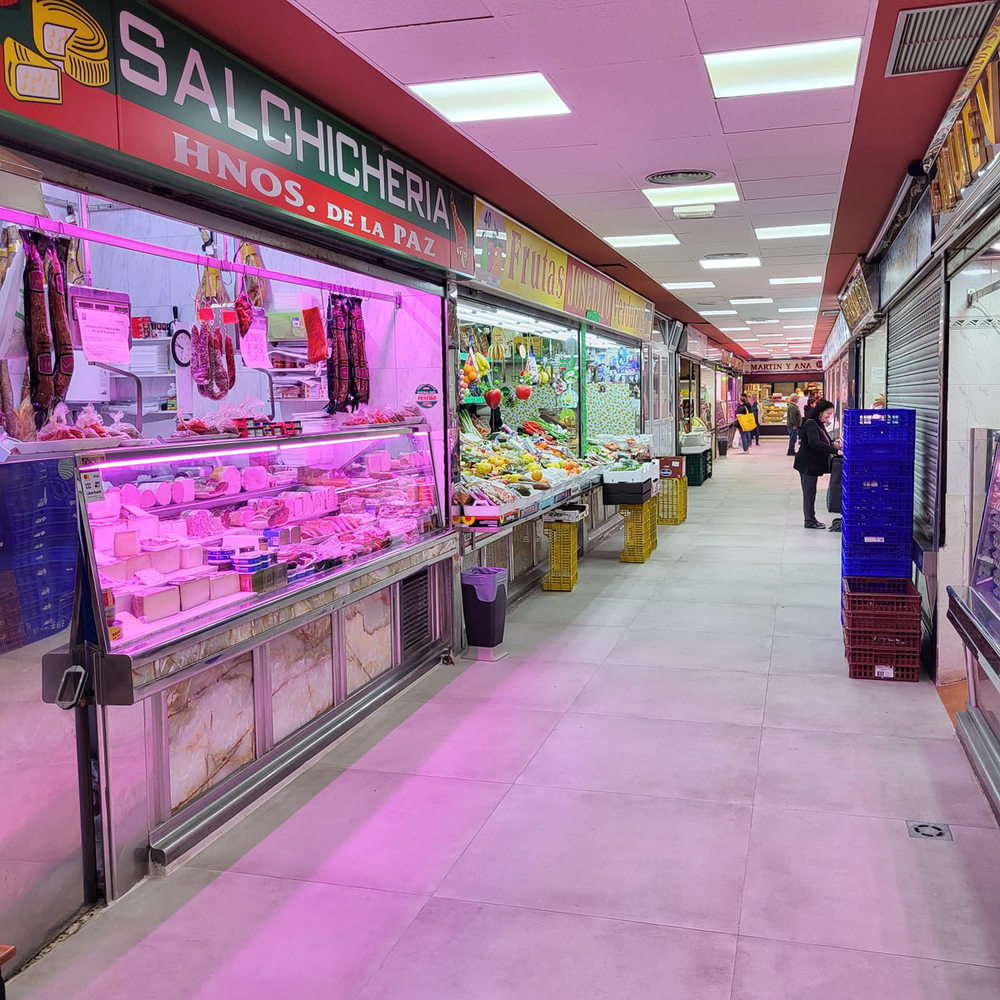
[717,436,728,457]
[461,567,508,648]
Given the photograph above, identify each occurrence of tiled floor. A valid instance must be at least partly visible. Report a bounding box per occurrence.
[12,441,1000,1000]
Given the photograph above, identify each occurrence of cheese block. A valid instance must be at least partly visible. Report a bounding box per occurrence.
[138,486,158,509]
[112,584,140,617]
[92,522,118,553]
[121,507,160,538]
[171,478,195,504]
[132,585,180,623]
[146,543,181,575]
[179,542,203,569]
[98,559,127,583]
[209,571,240,600]
[242,466,268,492]
[177,573,212,611]
[125,553,152,578]
[160,519,189,538]
[133,568,167,587]
[114,529,140,558]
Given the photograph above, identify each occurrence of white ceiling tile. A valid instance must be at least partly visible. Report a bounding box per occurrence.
[743,194,837,216]
[718,89,855,133]
[687,0,872,53]
[613,135,734,175]
[571,207,670,231]
[343,16,534,84]
[735,152,846,182]
[553,190,654,214]
[740,175,842,199]
[462,114,596,151]
[528,169,636,196]
[726,123,852,161]
[554,58,722,142]
[296,0,492,33]
[502,1,698,68]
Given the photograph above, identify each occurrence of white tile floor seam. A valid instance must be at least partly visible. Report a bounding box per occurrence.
[11,440,1000,1000]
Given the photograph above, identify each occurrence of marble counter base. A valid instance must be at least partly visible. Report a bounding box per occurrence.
[270,618,335,745]
[345,591,394,696]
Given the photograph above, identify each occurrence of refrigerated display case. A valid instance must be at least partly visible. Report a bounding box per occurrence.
[948,428,1000,823]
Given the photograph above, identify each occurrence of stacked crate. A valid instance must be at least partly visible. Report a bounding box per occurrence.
[687,450,712,487]
[620,496,657,563]
[841,410,919,681]
[841,410,915,579]
[842,578,921,682]
[657,476,688,525]
[542,505,586,591]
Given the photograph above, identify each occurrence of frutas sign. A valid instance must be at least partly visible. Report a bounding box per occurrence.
[0,0,475,274]
[474,198,654,339]
[926,11,1000,218]
[838,260,875,332]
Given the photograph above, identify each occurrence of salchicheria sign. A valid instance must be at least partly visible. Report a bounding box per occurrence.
[0,0,475,274]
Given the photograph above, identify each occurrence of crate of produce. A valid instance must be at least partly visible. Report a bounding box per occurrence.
[842,577,920,615]
[657,476,688,525]
[544,503,587,524]
[845,644,920,682]
[543,520,579,591]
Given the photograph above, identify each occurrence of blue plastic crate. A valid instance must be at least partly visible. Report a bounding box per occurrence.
[842,533,912,578]
[842,552,912,579]
[843,409,915,445]
[842,523,913,547]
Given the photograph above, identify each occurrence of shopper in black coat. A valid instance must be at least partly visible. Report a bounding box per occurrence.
[793,399,840,528]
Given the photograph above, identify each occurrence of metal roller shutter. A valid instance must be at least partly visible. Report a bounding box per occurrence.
[886,268,943,544]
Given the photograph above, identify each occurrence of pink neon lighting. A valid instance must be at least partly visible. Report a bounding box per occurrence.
[85,431,409,469]
[0,207,400,306]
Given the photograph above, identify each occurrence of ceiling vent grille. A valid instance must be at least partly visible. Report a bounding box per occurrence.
[886,2,997,76]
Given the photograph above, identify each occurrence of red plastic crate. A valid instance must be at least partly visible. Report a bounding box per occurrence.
[846,644,920,682]
[842,577,920,616]
[844,624,920,652]
[842,608,921,635]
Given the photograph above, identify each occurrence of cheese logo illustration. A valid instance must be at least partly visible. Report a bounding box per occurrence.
[4,0,109,104]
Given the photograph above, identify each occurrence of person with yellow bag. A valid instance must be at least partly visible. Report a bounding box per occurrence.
[736,394,756,453]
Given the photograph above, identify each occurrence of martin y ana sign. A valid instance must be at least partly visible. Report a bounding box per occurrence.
[0,0,475,273]
[747,358,823,377]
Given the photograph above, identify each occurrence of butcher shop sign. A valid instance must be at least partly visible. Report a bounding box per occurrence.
[0,0,475,275]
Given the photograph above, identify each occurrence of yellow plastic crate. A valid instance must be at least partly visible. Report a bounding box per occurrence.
[620,503,653,563]
[657,476,688,525]
[543,521,579,591]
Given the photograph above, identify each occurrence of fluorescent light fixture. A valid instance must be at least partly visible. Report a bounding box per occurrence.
[704,38,862,99]
[644,182,740,207]
[746,320,777,325]
[673,204,716,218]
[663,281,715,289]
[700,309,738,316]
[755,223,831,240]
[604,233,679,247]
[770,276,822,285]
[409,72,570,123]
[786,336,813,340]
[730,297,773,305]
[783,325,815,330]
[778,307,818,314]
[732,338,757,342]
[719,326,750,331]
[700,256,761,270]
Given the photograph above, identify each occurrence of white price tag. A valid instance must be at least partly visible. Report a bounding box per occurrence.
[874,665,894,679]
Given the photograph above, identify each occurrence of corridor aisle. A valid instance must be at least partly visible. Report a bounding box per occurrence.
[12,442,1000,1000]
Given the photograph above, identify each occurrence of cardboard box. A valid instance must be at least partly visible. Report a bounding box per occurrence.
[659,457,687,479]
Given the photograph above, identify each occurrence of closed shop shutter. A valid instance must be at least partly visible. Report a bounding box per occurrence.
[886,268,943,544]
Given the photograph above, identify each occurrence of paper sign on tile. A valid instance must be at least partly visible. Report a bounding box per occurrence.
[77,306,130,364]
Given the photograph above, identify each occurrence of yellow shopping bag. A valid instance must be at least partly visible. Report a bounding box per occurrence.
[737,412,757,432]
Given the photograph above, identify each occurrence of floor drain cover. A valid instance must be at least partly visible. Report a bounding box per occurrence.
[907,821,953,841]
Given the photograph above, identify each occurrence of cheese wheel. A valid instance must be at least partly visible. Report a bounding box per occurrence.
[155,482,172,506]
[121,484,141,506]
[33,0,110,88]
[138,486,158,509]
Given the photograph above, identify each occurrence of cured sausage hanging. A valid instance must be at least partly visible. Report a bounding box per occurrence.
[19,230,54,429]
[324,294,369,414]
[47,237,74,405]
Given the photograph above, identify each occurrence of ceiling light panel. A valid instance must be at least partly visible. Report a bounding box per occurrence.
[700,310,738,316]
[604,233,679,247]
[755,223,832,240]
[719,327,750,331]
[704,38,863,99]
[778,307,818,314]
[770,276,823,285]
[783,325,815,330]
[409,72,569,123]
[730,297,773,305]
[700,257,761,270]
[643,183,740,207]
[663,281,716,289]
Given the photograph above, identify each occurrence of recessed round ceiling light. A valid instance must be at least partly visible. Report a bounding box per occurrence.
[645,169,716,186]
[702,251,750,260]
